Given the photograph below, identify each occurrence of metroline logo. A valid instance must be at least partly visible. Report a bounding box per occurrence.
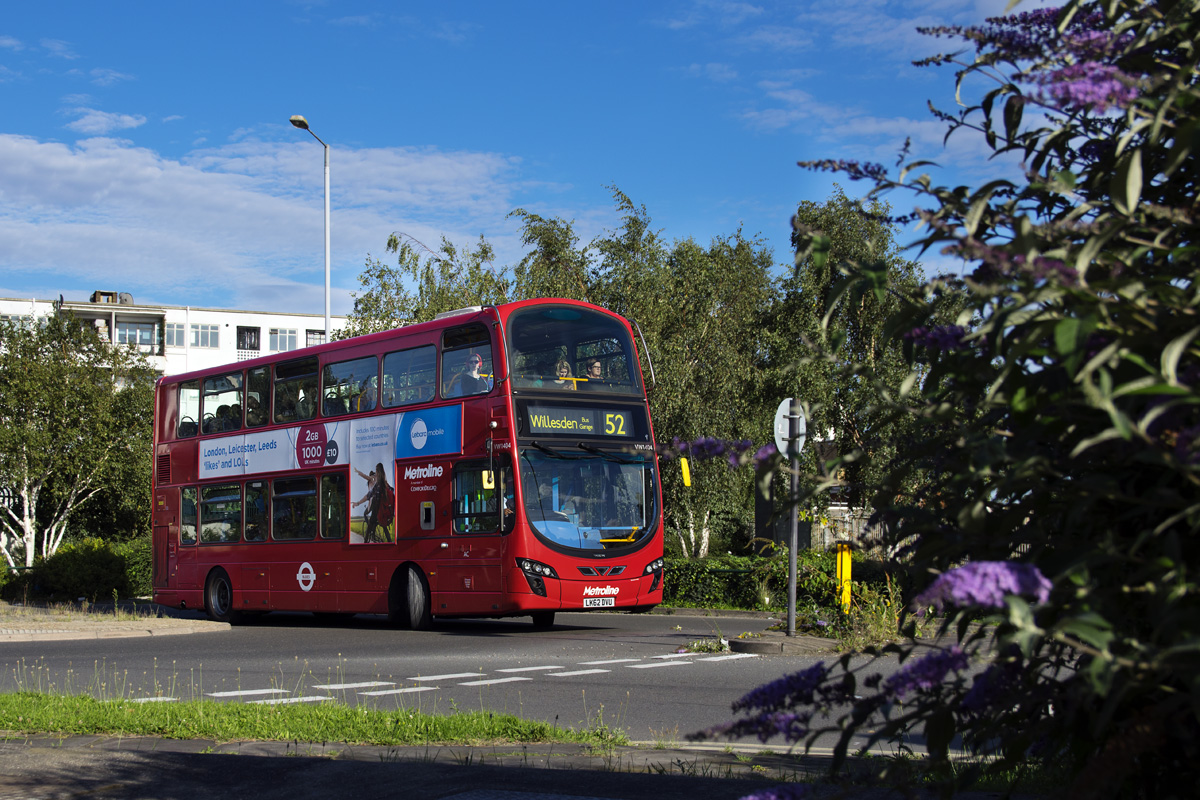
[404,463,444,479]
[583,586,619,597]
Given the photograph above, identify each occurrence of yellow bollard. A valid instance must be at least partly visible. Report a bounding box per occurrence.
[681,457,691,487]
[836,542,852,614]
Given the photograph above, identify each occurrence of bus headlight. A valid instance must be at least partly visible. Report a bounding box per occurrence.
[517,558,557,597]
[645,558,664,592]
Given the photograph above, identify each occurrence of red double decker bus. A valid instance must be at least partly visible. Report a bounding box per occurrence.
[150,299,664,628]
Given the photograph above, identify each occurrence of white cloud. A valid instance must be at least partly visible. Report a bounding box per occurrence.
[0,35,23,51]
[40,38,79,59]
[64,108,147,134]
[0,133,568,313]
[90,68,134,87]
[683,62,738,82]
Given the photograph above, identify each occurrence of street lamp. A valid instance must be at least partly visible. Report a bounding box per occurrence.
[289,115,331,341]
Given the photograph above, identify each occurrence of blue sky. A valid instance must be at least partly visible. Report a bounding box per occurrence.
[1,1,1031,316]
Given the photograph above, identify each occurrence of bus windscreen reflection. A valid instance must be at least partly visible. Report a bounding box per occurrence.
[519,449,657,551]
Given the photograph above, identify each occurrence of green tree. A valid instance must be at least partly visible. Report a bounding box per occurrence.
[765,186,926,508]
[0,314,155,569]
[639,233,777,556]
[339,234,509,339]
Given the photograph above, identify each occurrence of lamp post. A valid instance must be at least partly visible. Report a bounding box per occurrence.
[289,115,331,341]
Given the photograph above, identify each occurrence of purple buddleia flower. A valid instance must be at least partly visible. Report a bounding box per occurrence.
[733,662,830,713]
[753,443,777,468]
[883,646,970,699]
[915,561,1052,611]
[738,783,815,800]
[960,660,1023,715]
[799,158,888,182]
[904,325,969,352]
[1028,61,1140,113]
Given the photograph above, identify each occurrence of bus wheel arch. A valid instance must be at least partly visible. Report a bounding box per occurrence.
[204,567,242,624]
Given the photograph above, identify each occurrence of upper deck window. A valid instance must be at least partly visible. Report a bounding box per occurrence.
[202,372,242,434]
[442,323,493,399]
[508,306,641,396]
[382,345,437,408]
[322,355,377,416]
[274,356,319,424]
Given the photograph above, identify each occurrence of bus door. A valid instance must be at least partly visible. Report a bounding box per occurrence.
[173,487,199,589]
[394,456,454,593]
[437,460,508,615]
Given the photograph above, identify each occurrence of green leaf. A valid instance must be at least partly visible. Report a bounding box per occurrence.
[1003,94,1024,141]
[1111,148,1143,215]
[1162,326,1200,384]
[1057,613,1115,651]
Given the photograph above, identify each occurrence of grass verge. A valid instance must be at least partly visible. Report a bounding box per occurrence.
[0,692,628,748]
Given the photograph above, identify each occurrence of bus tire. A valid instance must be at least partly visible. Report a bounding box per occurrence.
[204,568,241,624]
[406,564,432,631]
[387,571,407,628]
[531,611,555,629]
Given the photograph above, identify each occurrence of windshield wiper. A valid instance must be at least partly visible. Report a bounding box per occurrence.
[577,442,637,463]
[531,441,569,459]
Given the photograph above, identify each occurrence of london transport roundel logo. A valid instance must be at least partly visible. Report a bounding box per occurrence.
[296,562,316,592]
[296,425,327,468]
[410,418,428,451]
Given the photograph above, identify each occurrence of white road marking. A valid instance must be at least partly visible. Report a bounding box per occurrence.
[548,669,610,677]
[313,681,394,690]
[627,661,691,669]
[577,658,640,665]
[250,695,331,705]
[652,653,696,660]
[359,686,438,697]
[458,677,533,686]
[409,673,482,682]
[207,688,288,698]
[695,653,758,662]
[496,666,564,673]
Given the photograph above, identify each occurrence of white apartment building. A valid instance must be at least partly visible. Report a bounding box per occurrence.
[0,291,347,377]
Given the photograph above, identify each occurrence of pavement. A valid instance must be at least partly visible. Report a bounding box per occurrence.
[0,604,1024,799]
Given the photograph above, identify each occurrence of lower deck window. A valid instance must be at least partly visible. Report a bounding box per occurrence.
[273,476,317,540]
[200,484,242,543]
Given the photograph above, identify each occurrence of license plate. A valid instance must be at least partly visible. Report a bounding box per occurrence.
[583,597,615,608]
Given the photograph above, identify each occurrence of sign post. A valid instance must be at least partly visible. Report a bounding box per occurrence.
[774,398,807,637]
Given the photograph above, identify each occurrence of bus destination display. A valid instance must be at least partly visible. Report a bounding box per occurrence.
[527,405,633,437]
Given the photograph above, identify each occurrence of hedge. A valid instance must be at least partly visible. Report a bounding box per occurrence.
[662,551,892,612]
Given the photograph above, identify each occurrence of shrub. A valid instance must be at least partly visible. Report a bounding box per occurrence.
[663,551,892,614]
[34,538,129,600]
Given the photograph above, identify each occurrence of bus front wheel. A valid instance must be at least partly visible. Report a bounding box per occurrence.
[406,565,432,631]
[205,568,241,624]
[531,611,555,629]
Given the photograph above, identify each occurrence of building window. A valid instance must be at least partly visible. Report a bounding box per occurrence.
[237,326,261,351]
[191,324,220,349]
[270,328,297,352]
[116,321,156,349]
[307,329,326,348]
[165,323,185,348]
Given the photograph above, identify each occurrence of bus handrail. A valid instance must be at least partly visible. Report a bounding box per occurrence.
[630,318,656,386]
[483,304,509,387]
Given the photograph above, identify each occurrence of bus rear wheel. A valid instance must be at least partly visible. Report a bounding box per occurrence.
[406,565,433,631]
[531,611,555,629]
[205,568,241,624]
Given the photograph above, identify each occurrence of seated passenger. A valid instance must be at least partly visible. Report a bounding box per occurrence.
[552,358,576,390]
[446,353,491,397]
[581,358,604,390]
[245,396,265,426]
